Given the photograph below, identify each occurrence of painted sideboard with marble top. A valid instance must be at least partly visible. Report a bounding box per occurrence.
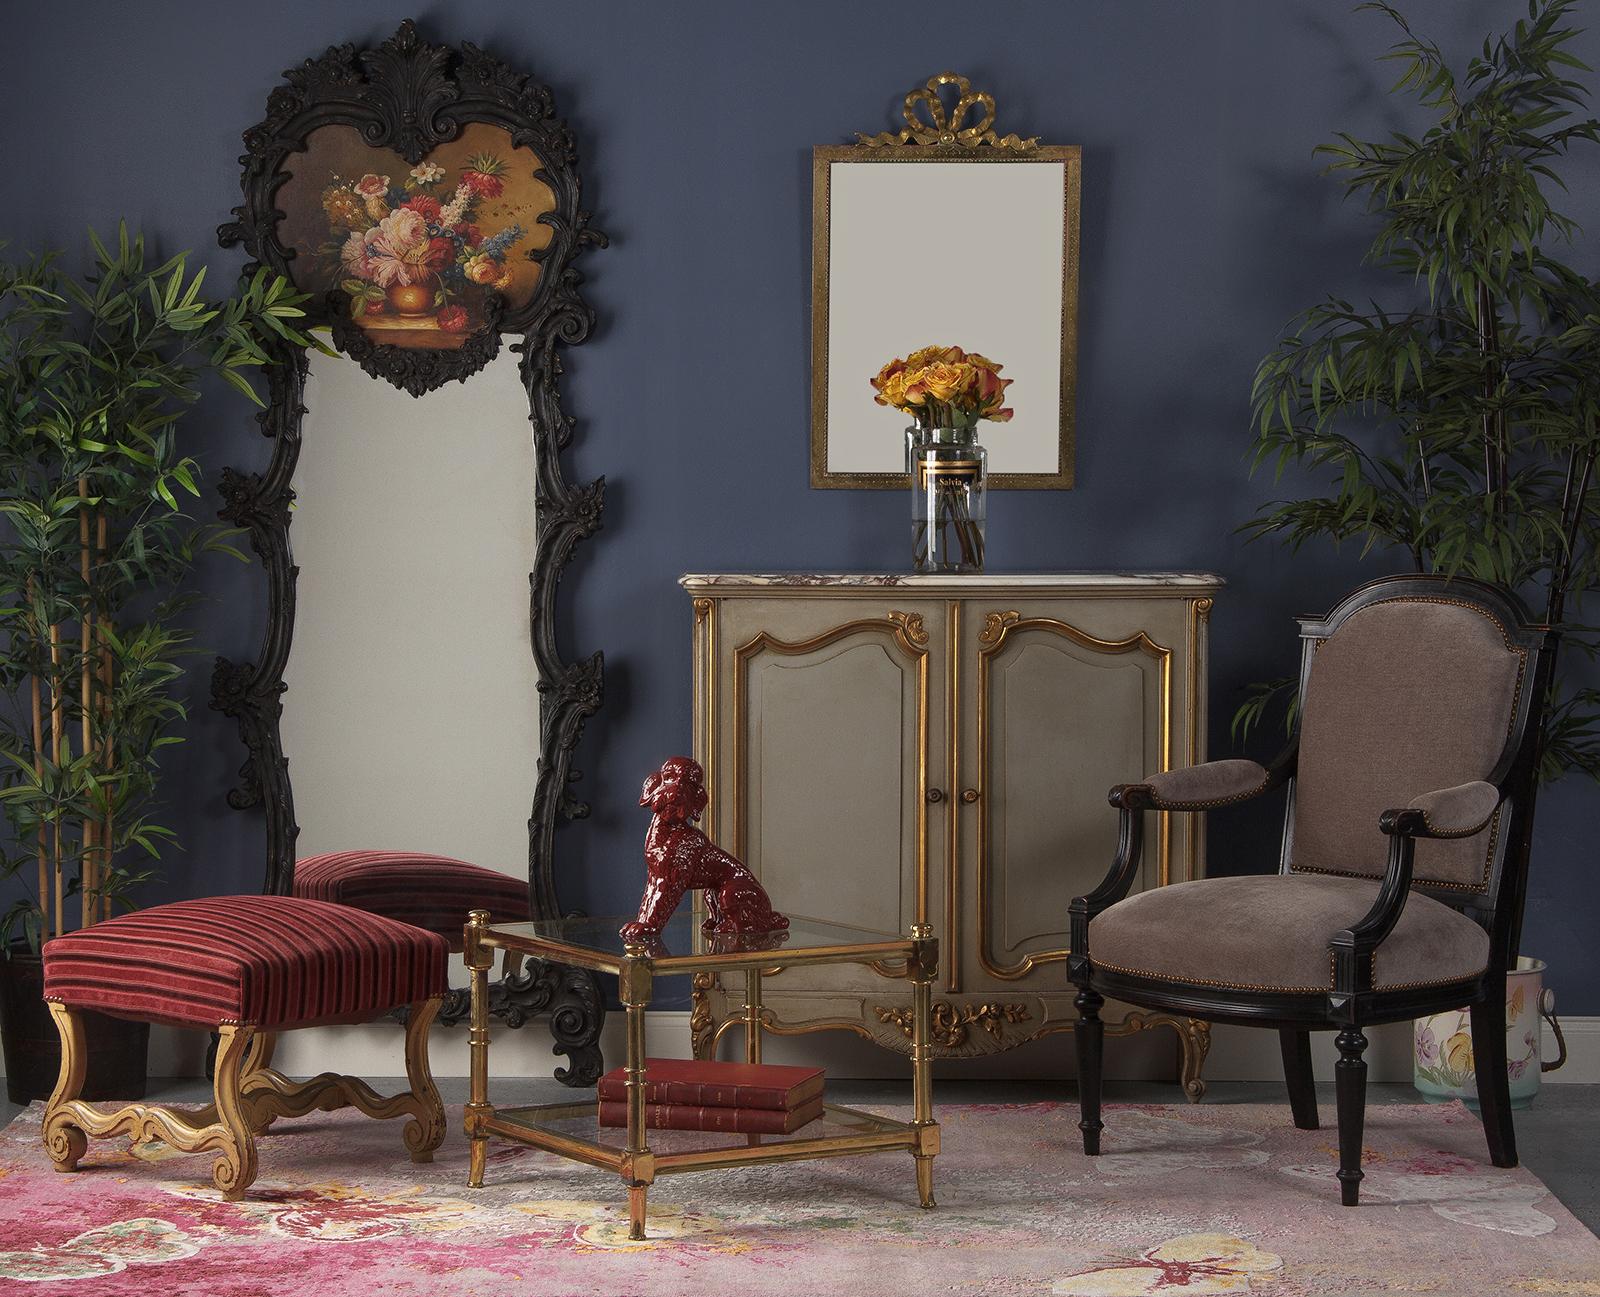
[680,572,1224,1099]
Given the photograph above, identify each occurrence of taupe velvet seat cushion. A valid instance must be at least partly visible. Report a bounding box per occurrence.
[1089,874,1489,993]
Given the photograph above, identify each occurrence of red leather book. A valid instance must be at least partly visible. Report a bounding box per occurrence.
[596,1058,824,1111]
[598,1096,825,1134]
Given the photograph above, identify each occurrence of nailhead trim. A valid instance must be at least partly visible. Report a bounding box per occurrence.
[1147,774,1272,812]
[1090,948,1485,995]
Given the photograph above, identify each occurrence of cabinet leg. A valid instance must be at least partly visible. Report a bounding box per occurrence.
[1179,1018,1212,1104]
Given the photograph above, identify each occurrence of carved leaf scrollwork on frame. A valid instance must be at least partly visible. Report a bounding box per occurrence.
[874,1001,1030,1049]
[212,20,608,1080]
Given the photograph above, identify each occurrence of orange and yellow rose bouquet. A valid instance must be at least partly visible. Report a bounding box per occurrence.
[871,345,1009,572]
[869,345,1013,430]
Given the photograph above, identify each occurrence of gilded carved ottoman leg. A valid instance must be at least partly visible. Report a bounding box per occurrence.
[403,996,446,1162]
[1179,1018,1212,1104]
[240,1031,280,1134]
[211,1025,260,1200]
[43,1003,88,1173]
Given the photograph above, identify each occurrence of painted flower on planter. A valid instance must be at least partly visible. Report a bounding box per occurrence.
[315,152,528,347]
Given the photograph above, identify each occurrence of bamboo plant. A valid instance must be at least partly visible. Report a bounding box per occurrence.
[1239,0,1600,784]
[0,226,318,954]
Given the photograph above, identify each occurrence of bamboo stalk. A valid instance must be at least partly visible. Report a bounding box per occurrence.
[48,621,63,940]
[97,510,113,923]
[30,658,47,940]
[79,479,95,929]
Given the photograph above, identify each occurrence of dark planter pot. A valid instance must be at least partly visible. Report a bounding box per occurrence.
[1,946,149,1105]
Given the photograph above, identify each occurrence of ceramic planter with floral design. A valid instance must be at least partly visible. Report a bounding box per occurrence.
[1414,957,1566,1109]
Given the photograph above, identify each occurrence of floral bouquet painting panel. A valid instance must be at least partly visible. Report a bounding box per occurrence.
[276,121,556,349]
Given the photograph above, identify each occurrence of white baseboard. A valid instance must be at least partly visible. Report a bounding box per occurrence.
[14,1014,1598,1087]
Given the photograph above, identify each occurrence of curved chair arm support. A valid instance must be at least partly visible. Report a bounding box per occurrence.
[1333,829,1417,970]
[1333,785,1505,995]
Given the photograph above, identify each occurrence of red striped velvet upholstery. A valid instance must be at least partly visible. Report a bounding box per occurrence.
[293,851,532,950]
[43,896,448,1030]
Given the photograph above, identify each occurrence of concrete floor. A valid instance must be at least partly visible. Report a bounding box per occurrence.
[6,1079,1597,1232]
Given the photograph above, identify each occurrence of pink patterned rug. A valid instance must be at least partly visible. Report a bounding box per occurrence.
[1,1100,1596,1295]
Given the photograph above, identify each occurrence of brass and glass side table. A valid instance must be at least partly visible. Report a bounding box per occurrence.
[463,910,940,1240]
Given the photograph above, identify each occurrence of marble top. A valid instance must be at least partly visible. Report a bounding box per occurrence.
[680,571,1223,590]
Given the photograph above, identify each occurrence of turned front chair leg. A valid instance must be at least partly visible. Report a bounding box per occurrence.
[1334,1025,1369,1206]
[43,1003,88,1173]
[403,996,447,1162]
[1075,987,1106,1155]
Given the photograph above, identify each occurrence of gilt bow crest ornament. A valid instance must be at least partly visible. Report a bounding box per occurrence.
[856,72,1039,152]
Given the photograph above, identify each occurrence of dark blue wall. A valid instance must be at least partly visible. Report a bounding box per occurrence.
[5,1,1597,1010]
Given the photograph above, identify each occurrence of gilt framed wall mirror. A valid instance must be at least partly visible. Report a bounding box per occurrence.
[212,20,607,1081]
[811,74,1081,489]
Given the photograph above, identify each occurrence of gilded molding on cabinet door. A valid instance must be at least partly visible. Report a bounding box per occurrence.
[1185,597,1214,882]
[874,1000,1029,1049]
[731,612,932,921]
[693,598,719,847]
[946,600,961,992]
[974,611,1173,980]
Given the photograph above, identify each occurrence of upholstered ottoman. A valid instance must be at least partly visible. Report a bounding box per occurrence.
[42,895,448,1199]
[294,851,532,950]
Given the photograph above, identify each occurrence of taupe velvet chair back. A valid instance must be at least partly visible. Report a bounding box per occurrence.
[1286,586,1534,899]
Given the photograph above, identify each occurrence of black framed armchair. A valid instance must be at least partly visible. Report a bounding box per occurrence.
[1068,574,1556,1205]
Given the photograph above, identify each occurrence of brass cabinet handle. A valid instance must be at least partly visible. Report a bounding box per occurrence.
[926,788,945,803]
[961,788,980,804]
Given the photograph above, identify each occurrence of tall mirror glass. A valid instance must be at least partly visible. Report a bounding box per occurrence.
[283,349,539,873]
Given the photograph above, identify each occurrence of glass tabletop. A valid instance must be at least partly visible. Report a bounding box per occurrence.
[482,909,916,972]
[491,1099,916,1162]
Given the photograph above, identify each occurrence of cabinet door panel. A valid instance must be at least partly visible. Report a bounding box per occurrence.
[733,611,934,936]
[975,612,1170,981]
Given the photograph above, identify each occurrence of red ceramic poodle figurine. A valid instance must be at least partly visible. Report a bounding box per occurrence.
[620,756,789,944]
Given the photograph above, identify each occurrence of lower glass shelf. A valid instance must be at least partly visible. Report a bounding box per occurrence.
[483,1100,921,1172]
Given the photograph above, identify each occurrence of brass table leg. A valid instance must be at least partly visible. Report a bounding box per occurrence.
[464,909,492,1189]
[620,947,656,1241]
[744,967,763,1064]
[909,925,940,1209]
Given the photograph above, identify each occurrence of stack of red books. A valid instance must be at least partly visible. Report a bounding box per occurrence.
[597,1058,825,1134]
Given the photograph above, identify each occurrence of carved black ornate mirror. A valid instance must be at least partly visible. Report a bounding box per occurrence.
[213,20,606,1081]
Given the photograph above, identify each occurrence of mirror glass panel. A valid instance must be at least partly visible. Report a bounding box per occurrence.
[281,348,537,879]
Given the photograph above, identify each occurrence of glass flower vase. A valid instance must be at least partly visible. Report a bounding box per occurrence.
[910,425,987,573]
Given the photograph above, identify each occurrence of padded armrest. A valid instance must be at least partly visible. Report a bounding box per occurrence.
[1122,759,1271,811]
[1382,780,1501,839]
